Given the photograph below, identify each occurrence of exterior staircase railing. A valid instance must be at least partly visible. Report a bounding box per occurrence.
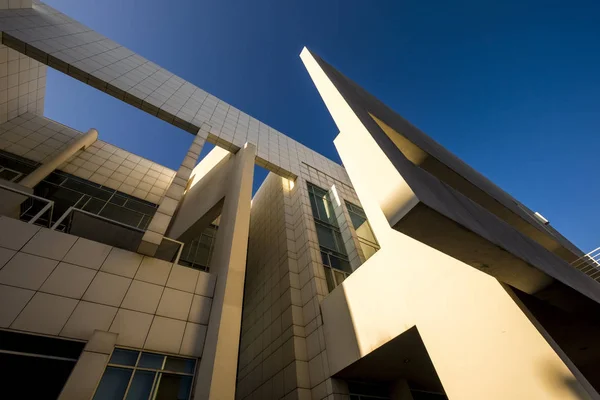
[571,248,600,281]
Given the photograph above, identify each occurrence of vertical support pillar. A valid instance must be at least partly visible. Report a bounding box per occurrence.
[195,143,256,400]
[138,128,208,256]
[58,330,118,400]
[19,128,98,188]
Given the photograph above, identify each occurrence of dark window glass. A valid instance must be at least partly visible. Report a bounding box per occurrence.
[125,370,155,400]
[93,367,132,400]
[0,149,38,174]
[316,223,338,252]
[154,374,193,400]
[100,203,145,228]
[138,352,164,369]
[109,349,139,366]
[63,178,112,200]
[95,349,195,400]
[110,194,128,206]
[329,254,351,273]
[308,183,352,293]
[165,357,195,374]
[82,197,105,214]
[123,198,158,215]
[0,168,20,181]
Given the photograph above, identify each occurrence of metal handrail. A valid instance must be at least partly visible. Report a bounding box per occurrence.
[51,206,146,232]
[0,181,54,227]
[161,236,185,266]
[51,206,184,265]
[571,248,600,281]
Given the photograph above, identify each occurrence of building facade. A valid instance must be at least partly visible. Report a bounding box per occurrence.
[0,2,599,400]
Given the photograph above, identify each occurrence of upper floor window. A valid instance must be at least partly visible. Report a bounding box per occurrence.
[32,170,158,231]
[93,348,196,400]
[307,182,351,292]
[345,201,380,260]
[0,149,37,183]
[179,223,218,272]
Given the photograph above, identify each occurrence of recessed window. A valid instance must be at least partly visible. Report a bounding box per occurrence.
[31,170,158,231]
[307,182,351,292]
[93,349,196,400]
[346,201,380,261]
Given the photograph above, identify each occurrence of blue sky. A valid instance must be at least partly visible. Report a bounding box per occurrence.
[43,0,599,252]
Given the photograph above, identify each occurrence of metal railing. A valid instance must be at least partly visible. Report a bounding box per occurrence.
[571,248,600,281]
[51,206,184,265]
[0,182,54,227]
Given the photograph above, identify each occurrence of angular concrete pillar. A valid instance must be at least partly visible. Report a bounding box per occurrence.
[138,129,208,256]
[58,330,118,400]
[194,143,256,400]
[19,128,98,188]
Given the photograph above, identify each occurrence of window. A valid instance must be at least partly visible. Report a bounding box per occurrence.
[307,182,351,292]
[31,171,158,230]
[345,201,380,261]
[0,149,38,183]
[179,224,218,272]
[93,349,196,400]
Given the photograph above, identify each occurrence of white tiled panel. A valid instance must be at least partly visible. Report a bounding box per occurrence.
[0,44,45,125]
[0,2,351,185]
[0,217,215,357]
[0,113,177,203]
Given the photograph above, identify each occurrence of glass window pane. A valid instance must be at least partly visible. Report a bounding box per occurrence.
[324,267,335,292]
[320,251,330,266]
[93,367,132,400]
[109,349,139,366]
[315,224,337,251]
[155,374,193,400]
[110,194,128,206]
[123,198,158,215]
[360,241,378,260]
[333,230,347,255]
[334,270,346,286]
[164,356,195,374]
[138,352,164,369]
[82,198,106,214]
[308,192,320,220]
[0,168,20,181]
[100,203,144,227]
[125,370,156,400]
[329,255,352,273]
[315,196,330,224]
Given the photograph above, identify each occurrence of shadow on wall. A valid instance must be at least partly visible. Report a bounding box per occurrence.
[541,362,596,400]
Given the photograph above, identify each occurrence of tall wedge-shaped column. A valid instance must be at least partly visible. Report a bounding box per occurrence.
[302,47,598,399]
[195,143,256,400]
[138,129,207,256]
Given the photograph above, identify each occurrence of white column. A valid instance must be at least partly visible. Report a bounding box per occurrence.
[194,143,256,400]
[58,330,118,400]
[138,131,207,256]
[20,128,98,188]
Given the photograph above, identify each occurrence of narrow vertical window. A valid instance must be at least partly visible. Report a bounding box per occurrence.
[345,201,380,261]
[307,183,351,292]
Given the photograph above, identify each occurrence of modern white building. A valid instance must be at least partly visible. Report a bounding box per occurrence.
[0,2,599,400]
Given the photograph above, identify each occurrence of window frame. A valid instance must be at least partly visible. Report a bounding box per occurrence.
[307,182,352,293]
[345,201,380,260]
[92,347,197,400]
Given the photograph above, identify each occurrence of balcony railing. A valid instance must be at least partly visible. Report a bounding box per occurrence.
[51,206,184,265]
[0,182,54,227]
[571,248,600,281]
